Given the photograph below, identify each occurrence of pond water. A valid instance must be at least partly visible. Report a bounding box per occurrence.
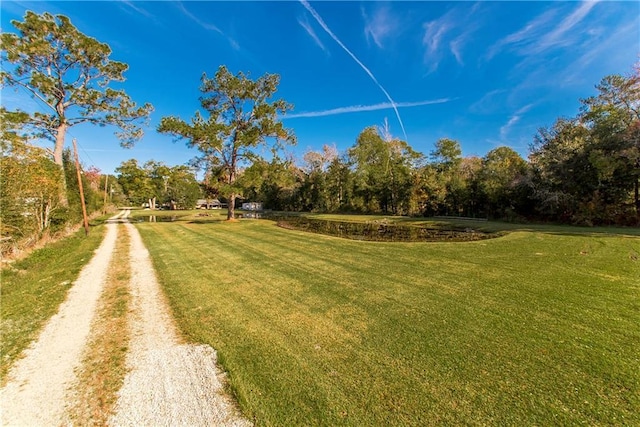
[274,216,500,242]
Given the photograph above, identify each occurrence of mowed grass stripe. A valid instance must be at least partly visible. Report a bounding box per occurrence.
[139,221,636,424]
[137,222,371,423]
[136,219,639,426]
[233,224,637,341]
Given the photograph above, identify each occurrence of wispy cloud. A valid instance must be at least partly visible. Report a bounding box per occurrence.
[423,17,452,71]
[299,0,407,140]
[449,36,465,65]
[469,89,507,114]
[487,9,557,60]
[362,5,398,49]
[536,0,599,53]
[177,1,221,33]
[488,0,628,107]
[285,98,454,119]
[422,4,485,72]
[176,1,240,51]
[488,1,598,60]
[499,104,533,140]
[298,15,328,53]
[120,0,154,19]
[572,18,639,79]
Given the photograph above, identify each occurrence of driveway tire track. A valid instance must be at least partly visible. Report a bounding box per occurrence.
[1,223,118,426]
[108,220,250,426]
[2,210,250,426]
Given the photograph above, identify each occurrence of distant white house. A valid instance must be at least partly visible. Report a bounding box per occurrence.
[196,199,223,209]
[242,202,263,211]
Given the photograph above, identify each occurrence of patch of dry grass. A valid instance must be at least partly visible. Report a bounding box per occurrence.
[69,224,131,425]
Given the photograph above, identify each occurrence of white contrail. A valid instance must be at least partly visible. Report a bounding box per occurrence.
[299,0,408,140]
[285,98,453,119]
[298,16,328,53]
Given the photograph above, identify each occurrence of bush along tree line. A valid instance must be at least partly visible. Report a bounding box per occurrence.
[0,123,113,255]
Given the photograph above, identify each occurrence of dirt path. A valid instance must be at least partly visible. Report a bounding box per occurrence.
[1,221,118,425]
[1,210,250,426]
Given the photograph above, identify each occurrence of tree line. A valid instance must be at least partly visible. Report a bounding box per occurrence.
[217,66,639,227]
[115,61,639,228]
[0,132,108,254]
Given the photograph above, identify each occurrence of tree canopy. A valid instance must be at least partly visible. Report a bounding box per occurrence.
[531,69,639,224]
[1,11,153,203]
[229,68,637,225]
[158,65,296,219]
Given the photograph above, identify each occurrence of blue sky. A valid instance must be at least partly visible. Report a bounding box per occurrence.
[2,1,638,174]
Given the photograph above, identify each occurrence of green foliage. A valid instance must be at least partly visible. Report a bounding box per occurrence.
[0,138,65,253]
[1,11,153,164]
[298,145,338,212]
[60,149,102,226]
[1,11,152,211]
[422,138,467,216]
[431,138,463,170]
[348,127,422,214]
[240,156,301,210]
[115,159,202,208]
[0,108,30,152]
[115,159,154,206]
[531,70,640,224]
[164,165,202,209]
[325,155,355,212]
[478,146,529,218]
[235,69,638,226]
[158,65,296,219]
[0,112,105,249]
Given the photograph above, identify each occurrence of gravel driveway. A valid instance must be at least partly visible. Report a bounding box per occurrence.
[1,211,250,426]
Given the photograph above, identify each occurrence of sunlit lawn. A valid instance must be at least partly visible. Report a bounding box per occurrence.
[134,212,639,425]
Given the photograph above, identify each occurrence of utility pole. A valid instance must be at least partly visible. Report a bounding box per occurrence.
[103,174,109,215]
[72,138,90,236]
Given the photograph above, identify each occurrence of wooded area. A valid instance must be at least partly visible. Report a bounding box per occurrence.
[229,68,639,227]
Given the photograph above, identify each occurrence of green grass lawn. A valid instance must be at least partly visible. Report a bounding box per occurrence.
[135,215,640,425]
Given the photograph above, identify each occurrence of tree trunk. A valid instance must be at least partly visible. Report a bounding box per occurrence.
[53,123,69,207]
[53,123,67,166]
[635,176,639,215]
[227,162,237,220]
[44,199,51,230]
[228,193,236,220]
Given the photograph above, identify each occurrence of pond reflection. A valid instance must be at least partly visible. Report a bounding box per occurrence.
[136,215,179,222]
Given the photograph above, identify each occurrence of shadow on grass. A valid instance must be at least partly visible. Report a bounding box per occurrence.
[187,219,228,225]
